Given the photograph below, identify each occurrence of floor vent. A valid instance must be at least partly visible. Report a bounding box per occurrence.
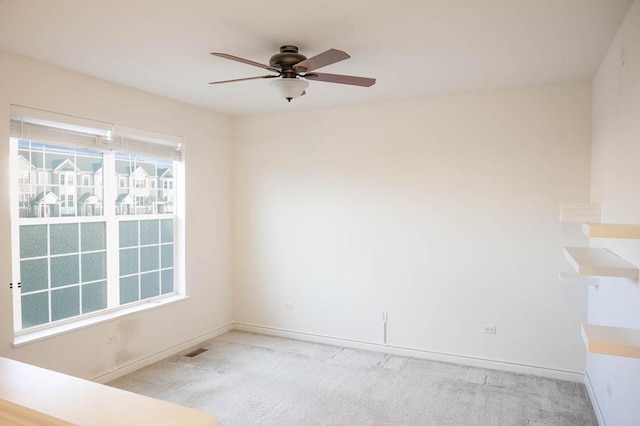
[185,348,208,358]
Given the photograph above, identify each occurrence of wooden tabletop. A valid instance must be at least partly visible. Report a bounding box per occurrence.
[0,356,217,425]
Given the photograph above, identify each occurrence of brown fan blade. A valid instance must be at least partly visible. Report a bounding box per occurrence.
[211,52,280,73]
[209,75,279,85]
[303,72,376,87]
[293,49,350,72]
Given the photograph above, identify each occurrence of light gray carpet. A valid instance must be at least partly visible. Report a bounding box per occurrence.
[108,331,596,425]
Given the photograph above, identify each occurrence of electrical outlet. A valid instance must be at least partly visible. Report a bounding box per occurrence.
[482,325,497,335]
[284,303,294,310]
[607,382,613,399]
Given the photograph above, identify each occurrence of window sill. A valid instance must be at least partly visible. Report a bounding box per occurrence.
[13,295,188,347]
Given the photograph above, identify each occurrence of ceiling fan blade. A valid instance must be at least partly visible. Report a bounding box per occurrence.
[210,52,280,73]
[293,49,350,72]
[209,75,279,85]
[303,72,376,87]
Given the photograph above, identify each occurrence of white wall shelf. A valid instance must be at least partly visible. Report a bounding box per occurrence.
[582,324,640,359]
[559,203,601,223]
[562,247,639,279]
[558,272,599,287]
[583,223,640,239]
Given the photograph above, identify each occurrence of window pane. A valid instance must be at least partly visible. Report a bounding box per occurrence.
[119,221,138,248]
[17,141,104,219]
[141,271,160,299]
[161,244,173,268]
[81,222,106,251]
[114,154,173,215]
[50,223,79,255]
[115,157,138,215]
[140,246,159,272]
[119,248,139,276]
[20,225,47,258]
[120,276,139,304]
[51,286,80,321]
[82,252,106,282]
[161,219,173,243]
[22,292,49,328]
[161,269,174,294]
[82,281,107,314]
[20,258,48,293]
[18,148,36,219]
[140,219,159,245]
[50,255,79,288]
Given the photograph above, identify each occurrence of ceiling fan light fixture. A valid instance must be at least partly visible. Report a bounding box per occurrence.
[272,78,309,102]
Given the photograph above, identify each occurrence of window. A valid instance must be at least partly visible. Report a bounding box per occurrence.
[19,193,30,208]
[10,106,183,334]
[61,194,75,208]
[119,177,127,188]
[134,178,145,189]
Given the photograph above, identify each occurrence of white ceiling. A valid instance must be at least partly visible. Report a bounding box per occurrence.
[0,0,633,117]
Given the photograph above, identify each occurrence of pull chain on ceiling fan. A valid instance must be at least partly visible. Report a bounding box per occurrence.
[209,45,376,102]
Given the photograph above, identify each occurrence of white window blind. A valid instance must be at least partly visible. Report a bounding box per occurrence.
[10,105,182,161]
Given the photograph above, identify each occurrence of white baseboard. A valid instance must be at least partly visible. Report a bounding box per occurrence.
[90,321,586,385]
[91,322,233,384]
[233,322,585,383]
[584,371,606,426]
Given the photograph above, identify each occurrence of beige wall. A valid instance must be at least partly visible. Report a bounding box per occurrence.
[0,51,234,380]
[233,82,592,375]
[0,45,602,388]
[589,0,640,423]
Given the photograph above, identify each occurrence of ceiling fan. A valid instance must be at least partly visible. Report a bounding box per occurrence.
[209,45,376,102]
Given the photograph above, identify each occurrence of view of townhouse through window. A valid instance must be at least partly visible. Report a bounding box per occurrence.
[14,139,177,331]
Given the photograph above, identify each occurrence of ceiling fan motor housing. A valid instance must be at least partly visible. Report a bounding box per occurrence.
[270,45,307,76]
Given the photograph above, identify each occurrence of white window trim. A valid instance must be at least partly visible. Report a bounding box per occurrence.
[13,295,189,347]
[9,105,186,341]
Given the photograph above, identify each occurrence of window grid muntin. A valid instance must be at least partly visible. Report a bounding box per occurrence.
[18,220,108,328]
[118,217,174,306]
